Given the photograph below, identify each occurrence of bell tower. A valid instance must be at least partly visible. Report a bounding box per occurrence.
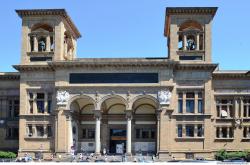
[16,9,81,64]
[164,7,217,62]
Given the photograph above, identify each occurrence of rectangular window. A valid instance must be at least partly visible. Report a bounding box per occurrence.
[37,101,45,113]
[151,129,155,139]
[142,129,149,139]
[82,129,86,139]
[186,100,194,113]
[177,125,182,137]
[186,92,195,98]
[47,126,52,137]
[197,125,203,137]
[14,100,19,117]
[36,126,44,137]
[136,129,140,139]
[88,129,95,139]
[198,100,203,113]
[47,93,52,113]
[186,125,194,137]
[69,73,159,84]
[8,100,12,118]
[178,100,183,113]
[28,125,33,137]
[13,128,19,139]
[37,93,44,99]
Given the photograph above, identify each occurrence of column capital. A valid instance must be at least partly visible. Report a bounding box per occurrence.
[125,110,133,119]
[93,110,102,119]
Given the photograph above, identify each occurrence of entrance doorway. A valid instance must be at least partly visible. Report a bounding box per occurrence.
[109,129,126,154]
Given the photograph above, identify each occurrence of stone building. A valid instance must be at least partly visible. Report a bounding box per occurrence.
[0,7,250,160]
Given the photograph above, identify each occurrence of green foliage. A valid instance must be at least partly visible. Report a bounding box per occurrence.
[215,149,248,160]
[0,151,16,158]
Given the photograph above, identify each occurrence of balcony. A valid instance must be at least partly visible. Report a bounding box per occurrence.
[27,51,53,62]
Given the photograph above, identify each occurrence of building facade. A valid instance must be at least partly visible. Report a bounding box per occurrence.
[0,7,250,160]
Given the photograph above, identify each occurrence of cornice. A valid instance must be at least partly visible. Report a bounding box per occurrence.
[0,72,20,80]
[15,9,81,39]
[213,71,250,79]
[175,63,218,71]
[12,64,53,72]
[48,58,177,69]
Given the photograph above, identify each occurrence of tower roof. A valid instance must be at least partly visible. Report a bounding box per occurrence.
[164,7,218,37]
[16,9,81,38]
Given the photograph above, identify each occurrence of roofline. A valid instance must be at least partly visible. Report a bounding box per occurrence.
[0,72,20,80]
[164,7,218,37]
[15,9,81,39]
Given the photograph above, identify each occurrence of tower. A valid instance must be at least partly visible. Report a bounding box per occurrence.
[164,7,217,62]
[16,9,81,64]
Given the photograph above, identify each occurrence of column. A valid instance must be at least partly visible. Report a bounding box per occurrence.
[32,125,36,137]
[247,127,250,138]
[68,115,73,152]
[194,92,198,114]
[234,98,238,118]
[247,105,249,118]
[182,124,186,137]
[183,34,187,50]
[43,125,47,138]
[44,93,48,114]
[226,127,230,138]
[183,92,186,113]
[34,36,38,52]
[94,111,101,155]
[240,97,244,118]
[194,125,198,137]
[219,127,222,138]
[46,35,50,52]
[156,109,162,154]
[126,110,132,155]
[196,34,199,50]
[227,105,230,118]
[33,93,37,114]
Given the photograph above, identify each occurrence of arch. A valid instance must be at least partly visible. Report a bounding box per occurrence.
[98,95,129,110]
[179,20,203,31]
[67,94,96,110]
[131,95,159,114]
[31,23,53,32]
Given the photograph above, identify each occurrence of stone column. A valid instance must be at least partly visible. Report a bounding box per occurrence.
[234,98,239,118]
[182,124,186,137]
[194,125,198,137]
[32,125,36,137]
[227,105,230,118]
[43,125,47,138]
[219,127,222,138]
[226,127,230,138]
[183,34,187,50]
[46,35,50,52]
[194,92,198,114]
[156,109,162,154]
[33,93,37,114]
[44,93,48,114]
[68,114,73,152]
[126,110,132,155]
[240,97,244,118]
[196,34,199,50]
[34,36,38,52]
[247,127,250,138]
[183,92,186,113]
[94,110,101,155]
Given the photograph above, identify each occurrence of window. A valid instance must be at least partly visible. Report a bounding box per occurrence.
[197,125,203,137]
[14,100,19,117]
[47,93,52,113]
[28,125,33,137]
[6,127,19,139]
[135,128,156,139]
[82,129,87,139]
[198,92,203,113]
[186,125,194,137]
[8,100,13,118]
[243,127,250,138]
[87,129,95,139]
[186,100,194,113]
[216,127,233,138]
[216,99,234,118]
[178,93,183,113]
[243,99,250,118]
[29,93,34,114]
[47,126,52,137]
[36,93,45,113]
[177,125,182,137]
[36,126,44,137]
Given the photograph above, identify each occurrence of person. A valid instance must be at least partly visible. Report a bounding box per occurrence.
[103,148,106,155]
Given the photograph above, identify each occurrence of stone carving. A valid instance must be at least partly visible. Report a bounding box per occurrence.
[56,90,70,105]
[158,90,171,105]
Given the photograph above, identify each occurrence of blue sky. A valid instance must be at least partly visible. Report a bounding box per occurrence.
[0,0,249,72]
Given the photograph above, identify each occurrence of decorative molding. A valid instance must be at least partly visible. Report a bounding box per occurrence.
[56,90,70,105]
